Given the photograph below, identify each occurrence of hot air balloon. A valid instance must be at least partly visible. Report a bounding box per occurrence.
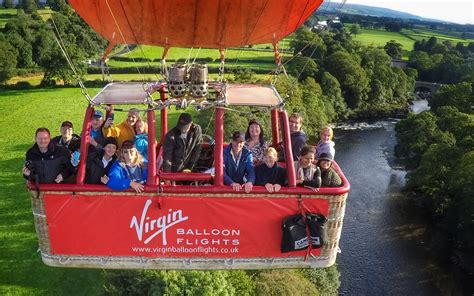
[27,0,350,270]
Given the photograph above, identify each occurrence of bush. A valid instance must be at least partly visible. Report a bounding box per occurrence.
[255,269,318,296]
[14,81,33,90]
[300,265,341,295]
[103,269,254,295]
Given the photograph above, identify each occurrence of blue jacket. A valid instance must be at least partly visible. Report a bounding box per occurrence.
[134,133,149,161]
[223,145,255,185]
[107,161,148,191]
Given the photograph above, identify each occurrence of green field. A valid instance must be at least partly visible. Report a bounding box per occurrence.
[350,27,474,52]
[0,87,202,295]
[0,88,105,295]
[351,28,416,50]
[0,8,52,28]
[402,28,474,45]
[0,8,18,28]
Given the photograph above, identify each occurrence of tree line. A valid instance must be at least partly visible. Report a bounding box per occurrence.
[395,82,473,276]
[0,1,107,85]
[409,36,474,84]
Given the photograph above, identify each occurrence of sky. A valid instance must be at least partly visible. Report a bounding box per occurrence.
[331,0,474,25]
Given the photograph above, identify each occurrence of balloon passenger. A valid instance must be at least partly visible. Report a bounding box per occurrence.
[294,145,321,190]
[162,113,202,172]
[223,131,255,193]
[279,113,307,161]
[134,118,149,162]
[23,127,74,184]
[85,137,118,184]
[88,110,106,152]
[316,126,335,159]
[244,119,268,163]
[51,121,81,153]
[255,147,287,193]
[103,108,140,148]
[107,140,148,193]
[317,152,342,187]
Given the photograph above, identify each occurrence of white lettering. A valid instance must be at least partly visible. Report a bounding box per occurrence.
[130,200,189,245]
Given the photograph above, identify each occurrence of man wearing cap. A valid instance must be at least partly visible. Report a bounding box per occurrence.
[51,120,81,154]
[88,109,106,152]
[23,127,74,184]
[103,108,140,148]
[223,131,255,193]
[162,113,202,172]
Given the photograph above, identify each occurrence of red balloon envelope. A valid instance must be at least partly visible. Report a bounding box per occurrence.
[68,0,323,49]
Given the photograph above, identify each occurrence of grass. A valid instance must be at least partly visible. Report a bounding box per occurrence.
[109,44,292,72]
[350,27,474,52]
[402,28,474,45]
[351,28,415,50]
[0,8,52,28]
[7,73,274,86]
[123,45,290,61]
[0,88,108,295]
[0,8,18,28]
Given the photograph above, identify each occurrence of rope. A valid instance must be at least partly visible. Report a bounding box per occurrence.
[105,0,145,81]
[49,13,93,104]
[279,0,347,98]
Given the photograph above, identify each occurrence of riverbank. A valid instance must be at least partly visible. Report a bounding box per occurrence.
[334,116,470,295]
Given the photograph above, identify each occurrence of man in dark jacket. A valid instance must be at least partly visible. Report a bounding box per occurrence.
[23,127,74,184]
[279,113,307,161]
[51,120,81,154]
[162,113,202,172]
[85,137,118,184]
[223,131,255,193]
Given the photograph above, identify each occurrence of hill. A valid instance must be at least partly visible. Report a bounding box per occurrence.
[319,2,440,23]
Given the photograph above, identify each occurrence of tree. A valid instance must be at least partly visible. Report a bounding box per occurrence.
[467,42,474,53]
[430,43,447,55]
[301,265,341,295]
[104,270,254,295]
[47,0,69,12]
[290,27,327,60]
[349,24,361,36]
[319,71,348,120]
[324,51,369,109]
[435,106,474,151]
[360,48,397,109]
[3,0,14,8]
[287,56,318,81]
[5,32,34,68]
[406,143,462,216]
[454,42,468,56]
[430,82,473,114]
[425,36,438,53]
[395,111,455,168]
[0,39,18,84]
[300,77,329,136]
[384,40,403,59]
[449,151,474,250]
[255,270,318,296]
[22,0,37,14]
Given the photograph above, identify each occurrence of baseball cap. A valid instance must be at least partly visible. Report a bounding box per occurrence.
[121,140,135,149]
[61,121,73,129]
[93,110,104,118]
[177,113,192,132]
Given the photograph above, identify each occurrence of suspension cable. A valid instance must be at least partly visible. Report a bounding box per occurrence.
[105,0,145,81]
[49,13,93,104]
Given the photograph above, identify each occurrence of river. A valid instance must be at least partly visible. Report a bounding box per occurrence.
[333,102,443,294]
